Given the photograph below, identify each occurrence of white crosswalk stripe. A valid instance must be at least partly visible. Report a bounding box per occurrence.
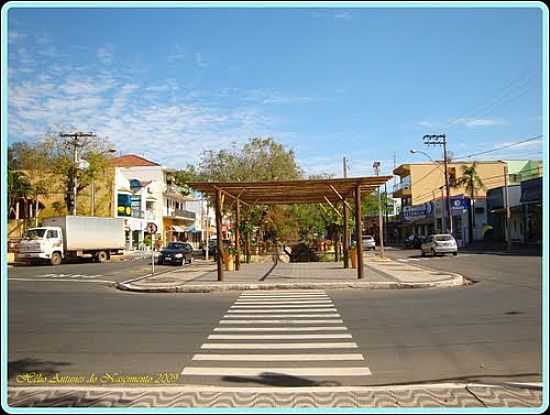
[180,290,373,385]
[40,273,105,279]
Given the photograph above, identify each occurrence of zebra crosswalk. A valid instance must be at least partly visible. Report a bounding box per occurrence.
[180,290,372,385]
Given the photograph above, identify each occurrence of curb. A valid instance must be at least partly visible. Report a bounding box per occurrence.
[116,274,465,293]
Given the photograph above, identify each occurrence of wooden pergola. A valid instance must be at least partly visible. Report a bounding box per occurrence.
[188,176,392,281]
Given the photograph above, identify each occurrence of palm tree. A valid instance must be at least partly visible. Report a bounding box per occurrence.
[8,170,32,219]
[454,162,485,242]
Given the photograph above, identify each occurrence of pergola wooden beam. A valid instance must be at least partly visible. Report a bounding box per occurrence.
[323,196,343,218]
[212,185,251,207]
[328,184,353,211]
[187,176,392,282]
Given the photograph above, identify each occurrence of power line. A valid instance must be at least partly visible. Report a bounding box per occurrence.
[458,135,543,159]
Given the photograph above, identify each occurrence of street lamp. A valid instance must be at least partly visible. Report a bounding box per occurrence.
[372,161,385,258]
[410,149,434,162]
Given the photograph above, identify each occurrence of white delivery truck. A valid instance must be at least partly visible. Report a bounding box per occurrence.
[17,216,125,265]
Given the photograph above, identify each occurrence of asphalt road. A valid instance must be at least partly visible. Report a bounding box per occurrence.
[8,256,176,283]
[7,248,543,388]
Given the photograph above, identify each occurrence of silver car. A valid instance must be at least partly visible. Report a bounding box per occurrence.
[362,235,376,251]
[420,234,458,256]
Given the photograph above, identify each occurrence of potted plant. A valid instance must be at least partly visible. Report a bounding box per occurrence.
[224,247,238,271]
[350,241,358,268]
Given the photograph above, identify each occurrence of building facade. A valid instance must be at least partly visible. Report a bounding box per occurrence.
[392,161,507,246]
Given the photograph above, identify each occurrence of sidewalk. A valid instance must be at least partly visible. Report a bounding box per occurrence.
[116,255,466,293]
[7,382,543,408]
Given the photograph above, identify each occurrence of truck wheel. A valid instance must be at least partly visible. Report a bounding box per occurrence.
[50,252,62,266]
[95,251,108,263]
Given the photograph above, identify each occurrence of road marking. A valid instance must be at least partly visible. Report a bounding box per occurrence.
[9,278,114,284]
[213,327,348,331]
[39,273,106,279]
[192,353,364,361]
[241,290,326,294]
[201,342,359,349]
[226,308,338,313]
[219,319,344,324]
[235,300,334,305]
[180,289,372,383]
[238,294,330,298]
[230,304,335,309]
[223,314,341,318]
[181,367,372,376]
[208,334,353,340]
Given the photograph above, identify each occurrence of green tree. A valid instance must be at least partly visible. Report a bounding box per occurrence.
[7,170,32,219]
[9,142,55,225]
[454,162,485,239]
[195,137,303,256]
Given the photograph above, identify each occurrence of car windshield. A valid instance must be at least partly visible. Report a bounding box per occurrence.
[434,235,454,241]
[166,243,185,250]
[363,236,374,240]
[23,229,47,240]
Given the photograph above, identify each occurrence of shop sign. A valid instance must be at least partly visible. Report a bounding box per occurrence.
[403,202,433,221]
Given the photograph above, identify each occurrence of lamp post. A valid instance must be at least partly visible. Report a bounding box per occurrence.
[372,161,385,258]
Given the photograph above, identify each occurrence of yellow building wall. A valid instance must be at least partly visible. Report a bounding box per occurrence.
[8,169,115,239]
[410,162,506,205]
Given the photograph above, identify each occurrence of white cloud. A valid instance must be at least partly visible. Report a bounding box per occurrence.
[8,67,280,167]
[8,31,26,43]
[451,118,506,128]
[97,46,114,65]
[311,9,354,21]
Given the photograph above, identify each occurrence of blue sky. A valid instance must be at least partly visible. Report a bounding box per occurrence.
[6,5,545,176]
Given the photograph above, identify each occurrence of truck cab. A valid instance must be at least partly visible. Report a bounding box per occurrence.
[17,227,64,265]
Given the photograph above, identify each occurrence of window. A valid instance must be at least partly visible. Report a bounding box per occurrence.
[117,194,132,217]
[46,230,58,239]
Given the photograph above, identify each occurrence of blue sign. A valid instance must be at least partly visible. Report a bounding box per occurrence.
[403,202,433,221]
[450,196,470,212]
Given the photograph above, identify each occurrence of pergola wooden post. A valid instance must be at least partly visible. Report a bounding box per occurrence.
[355,185,364,279]
[235,199,241,271]
[343,200,350,268]
[215,188,224,282]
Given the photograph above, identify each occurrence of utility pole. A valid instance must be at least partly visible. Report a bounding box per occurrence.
[60,131,96,216]
[423,134,452,234]
[503,163,512,251]
[342,157,350,268]
[205,201,210,260]
[384,182,388,245]
[373,161,385,258]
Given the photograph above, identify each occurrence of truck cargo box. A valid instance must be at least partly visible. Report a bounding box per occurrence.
[42,216,125,251]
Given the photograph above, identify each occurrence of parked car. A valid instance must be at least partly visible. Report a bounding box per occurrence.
[202,239,232,258]
[420,234,458,256]
[158,242,193,265]
[362,235,376,250]
[404,234,425,249]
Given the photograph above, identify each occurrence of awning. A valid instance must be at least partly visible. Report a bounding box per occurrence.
[171,225,187,232]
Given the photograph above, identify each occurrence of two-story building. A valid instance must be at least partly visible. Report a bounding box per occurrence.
[112,155,165,250]
[392,161,507,246]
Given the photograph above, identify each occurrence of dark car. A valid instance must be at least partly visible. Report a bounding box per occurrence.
[202,239,232,258]
[158,242,193,265]
[404,234,425,249]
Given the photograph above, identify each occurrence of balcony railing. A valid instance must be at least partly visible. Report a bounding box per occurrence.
[164,208,196,220]
[393,176,411,193]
